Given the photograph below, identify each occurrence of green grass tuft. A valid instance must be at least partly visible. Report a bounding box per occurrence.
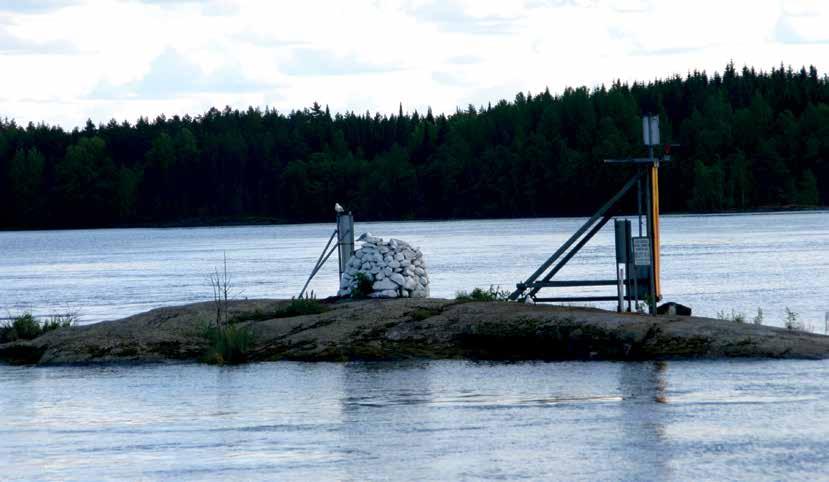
[202,323,253,365]
[351,272,374,299]
[229,296,330,324]
[411,307,442,321]
[1,312,77,343]
[455,285,510,302]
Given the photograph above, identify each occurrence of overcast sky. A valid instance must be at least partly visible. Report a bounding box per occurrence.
[1,0,828,129]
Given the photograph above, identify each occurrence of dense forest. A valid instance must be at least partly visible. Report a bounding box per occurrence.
[1,63,828,229]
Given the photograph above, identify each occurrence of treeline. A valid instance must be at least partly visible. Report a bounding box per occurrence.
[1,63,828,229]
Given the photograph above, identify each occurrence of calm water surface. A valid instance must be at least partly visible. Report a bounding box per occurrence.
[1,211,828,326]
[2,360,829,480]
[3,213,829,480]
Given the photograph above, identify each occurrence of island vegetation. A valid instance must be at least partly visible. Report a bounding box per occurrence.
[1,63,827,230]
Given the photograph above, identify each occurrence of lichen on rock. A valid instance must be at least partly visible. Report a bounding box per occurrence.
[338,233,430,299]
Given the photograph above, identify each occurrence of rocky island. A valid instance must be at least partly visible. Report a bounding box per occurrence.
[2,298,829,365]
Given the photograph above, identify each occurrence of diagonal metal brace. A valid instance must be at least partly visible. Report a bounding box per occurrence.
[526,212,614,299]
[509,171,642,301]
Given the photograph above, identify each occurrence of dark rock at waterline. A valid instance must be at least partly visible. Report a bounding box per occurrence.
[1,299,828,365]
[657,302,692,316]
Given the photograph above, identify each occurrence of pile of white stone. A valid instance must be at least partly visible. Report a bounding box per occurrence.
[338,234,429,298]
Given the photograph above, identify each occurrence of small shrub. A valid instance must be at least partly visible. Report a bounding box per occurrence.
[41,313,77,332]
[12,313,41,340]
[202,323,253,365]
[281,293,328,317]
[753,308,764,325]
[782,308,815,333]
[0,324,16,343]
[1,312,77,343]
[208,253,233,328]
[352,272,373,299]
[456,285,510,302]
[784,307,801,331]
[716,309,746,323]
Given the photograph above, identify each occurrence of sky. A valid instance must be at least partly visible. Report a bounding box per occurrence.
[1,0,828,129]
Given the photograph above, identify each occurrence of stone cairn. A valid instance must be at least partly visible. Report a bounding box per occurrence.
[338,234,430,298]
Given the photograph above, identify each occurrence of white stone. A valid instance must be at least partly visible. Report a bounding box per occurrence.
[373,278,398,291]
[340,235,428,299]
[403,277,418,291]
[359,233,382,244]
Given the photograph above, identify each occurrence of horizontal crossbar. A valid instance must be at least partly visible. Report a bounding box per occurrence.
[534,296,621,303]
[529,280,619,288]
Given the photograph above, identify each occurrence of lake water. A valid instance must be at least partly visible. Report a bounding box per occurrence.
[3,359,829,480]
[2,214,829,480]
[1,211,828,328]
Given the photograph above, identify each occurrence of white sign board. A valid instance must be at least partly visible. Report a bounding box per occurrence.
[632,237,651,266]
[642,115,660,146]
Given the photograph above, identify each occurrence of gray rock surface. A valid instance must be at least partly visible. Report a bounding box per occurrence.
[3,299,829,365]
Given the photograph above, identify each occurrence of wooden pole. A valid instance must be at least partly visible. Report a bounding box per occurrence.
[336,212,354,278]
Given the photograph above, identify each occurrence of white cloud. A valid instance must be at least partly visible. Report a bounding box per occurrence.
[0,0,827,128]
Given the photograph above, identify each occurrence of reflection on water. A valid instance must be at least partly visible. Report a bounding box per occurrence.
[618,362,671,481]
[3,360,829,480]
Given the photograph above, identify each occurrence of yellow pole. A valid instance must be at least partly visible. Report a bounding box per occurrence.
[650,166,661,299]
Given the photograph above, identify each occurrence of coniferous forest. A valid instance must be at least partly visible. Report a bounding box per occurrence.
[1,63,828,230]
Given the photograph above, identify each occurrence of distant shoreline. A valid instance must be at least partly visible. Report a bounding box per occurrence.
[1,206,827,233]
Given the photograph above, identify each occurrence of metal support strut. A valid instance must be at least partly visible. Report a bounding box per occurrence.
[509,171,643,302]
[509,114,669,314]
[298,209,356,299]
